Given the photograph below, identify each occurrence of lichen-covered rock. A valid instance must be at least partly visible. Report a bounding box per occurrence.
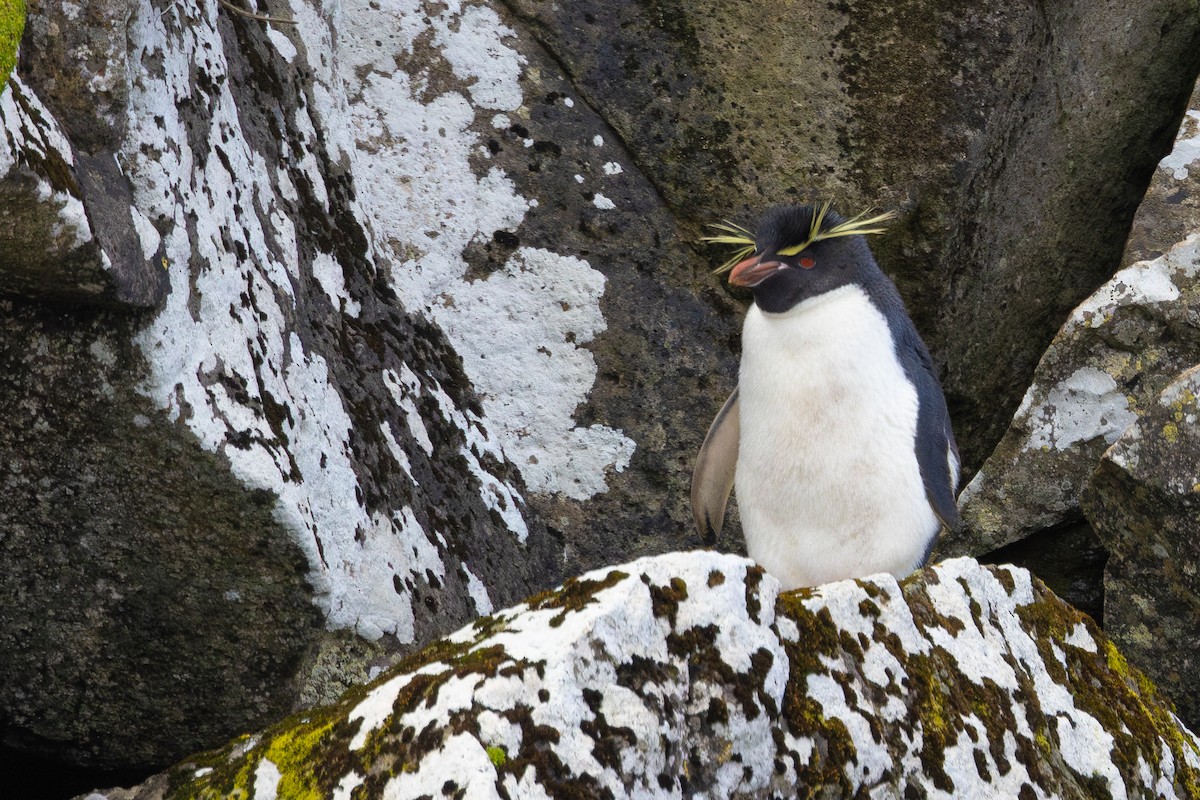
[945,79,1200,615]
[1083,364,1200,730]
[1124,82,1200,267]
[948,231,1200,558]
[1,0,735,771]
[82,553,1200,799]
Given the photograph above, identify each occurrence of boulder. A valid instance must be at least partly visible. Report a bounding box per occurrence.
[80,553,1200,800]
[1083,364,1200,729]
[507,0,1200,468]
[948,231,1200,558]
[947,81,1200,616]
[1124,83,1200,267]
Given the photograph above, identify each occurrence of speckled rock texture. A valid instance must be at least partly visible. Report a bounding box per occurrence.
[1084,364,1200,730]
[1125,82,1200,267]
[947,232,1200,555]
[80,553,1200,800]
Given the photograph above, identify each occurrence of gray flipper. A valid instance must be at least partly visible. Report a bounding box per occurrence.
[691,388,739,545]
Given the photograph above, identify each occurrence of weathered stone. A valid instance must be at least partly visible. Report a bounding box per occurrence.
[946,79,1200,616]
[1124,82,1200,267]
[505,0,1200,469]
[79,553,1200,800]
[1083,364,1200,730]
[948,232,1200,560]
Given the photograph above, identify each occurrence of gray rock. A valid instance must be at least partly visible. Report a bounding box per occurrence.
[946,80,1200,616]
[80,553,1200,800]
[948,232,1200,562]
[1084,364,1200,729]
[1124,82,1200,267]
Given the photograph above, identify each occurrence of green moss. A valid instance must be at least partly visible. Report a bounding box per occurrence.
[486,745,508,767]
[0,0,22,88]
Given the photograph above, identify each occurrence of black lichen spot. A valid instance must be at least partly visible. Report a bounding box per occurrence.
[705,697,729,726]
[744,566,765,623]
[492,229,519,248]
[708,569,726,588]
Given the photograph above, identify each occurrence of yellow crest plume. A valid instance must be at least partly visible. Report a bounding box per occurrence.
[702,202,898,274]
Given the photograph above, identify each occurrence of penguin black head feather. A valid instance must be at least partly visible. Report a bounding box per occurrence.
[704,203,896,314]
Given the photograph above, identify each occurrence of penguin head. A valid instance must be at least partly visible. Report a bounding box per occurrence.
[709,203,896,314]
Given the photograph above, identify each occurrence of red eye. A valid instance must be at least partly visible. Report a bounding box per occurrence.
[799,257,816,269]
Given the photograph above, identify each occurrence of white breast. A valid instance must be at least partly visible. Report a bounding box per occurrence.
[735,285,936,589]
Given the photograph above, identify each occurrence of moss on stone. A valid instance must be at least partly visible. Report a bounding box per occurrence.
[486,744,508,767]
[0,0,22,88]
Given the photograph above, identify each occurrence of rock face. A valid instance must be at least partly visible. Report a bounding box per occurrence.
[83,553,1200,800]
[945,81,1200,728]
[4,0,1200,783]
[1084,364,1200,728]
[948,232,1200,559]
[510,0,1200,468]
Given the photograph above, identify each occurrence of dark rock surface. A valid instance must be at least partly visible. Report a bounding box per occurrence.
[504,0,1200,470]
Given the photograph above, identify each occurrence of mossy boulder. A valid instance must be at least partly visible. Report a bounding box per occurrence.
[82,553,1200,799]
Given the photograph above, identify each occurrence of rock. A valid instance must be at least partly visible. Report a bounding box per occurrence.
[1083,364,1200,729]
[1124,82,1200,267]
[508,0,1200,469]
[949,79,1200,590]
[0,0,735,772]
[80,553,1200,800]
[948,232,1200,561]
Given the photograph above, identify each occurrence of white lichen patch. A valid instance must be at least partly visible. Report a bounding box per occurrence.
[252,758,282,800]
[1021,367,1137,452]
[434,247,635,499]
[0,77,95,250]
[333,0,635,501]
[462,564,494,615]
[125,0,475,641]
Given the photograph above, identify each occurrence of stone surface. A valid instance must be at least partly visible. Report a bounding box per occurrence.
[1084,364,1200,730]
[947,232,1200,561]
[1124,82,1200,267]
[5,0,1200,783]
[507,0,1200,470]
[81,553,1200,800]
[0,299,321,770]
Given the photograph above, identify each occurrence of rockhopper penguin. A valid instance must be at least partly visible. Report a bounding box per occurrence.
[691,203,960,590]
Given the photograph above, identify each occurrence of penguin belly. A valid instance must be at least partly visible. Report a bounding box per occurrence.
[735,285,937,590]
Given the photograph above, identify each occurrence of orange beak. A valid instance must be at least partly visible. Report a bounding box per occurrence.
[728,255,784,288]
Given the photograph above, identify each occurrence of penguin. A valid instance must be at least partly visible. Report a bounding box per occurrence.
[691,203,960,590]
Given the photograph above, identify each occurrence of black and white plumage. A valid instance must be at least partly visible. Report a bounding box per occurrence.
[691,203,960,590]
